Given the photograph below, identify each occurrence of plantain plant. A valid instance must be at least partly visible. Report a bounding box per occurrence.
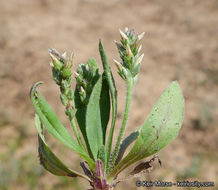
[30,28,185,190]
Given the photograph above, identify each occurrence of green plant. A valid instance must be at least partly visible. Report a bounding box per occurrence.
[30,28,185,190]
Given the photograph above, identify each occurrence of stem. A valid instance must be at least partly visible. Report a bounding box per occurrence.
[109,78,134,172]
[69,118,93,169]
[70,118,86,150]
[105,95,117,173]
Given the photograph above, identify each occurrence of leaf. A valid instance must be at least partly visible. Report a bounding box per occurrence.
[35,114,90,180]
[100,73,110,144]
[74,86,87,139]
[74,58,101,159]
[128,155,161,177]
[80,161,94,180]
[74,90,92,157]
[76,71,110,163]
[30,82,94,169]
[86,76,104,160]
[97,145,106,165]
[99,40,118,171]
[107,81,184,180]
[114,131,139,166]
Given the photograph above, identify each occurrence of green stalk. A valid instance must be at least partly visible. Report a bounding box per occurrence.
[70,118,85,150]
[109,78,134,172]
[105,90,117,172]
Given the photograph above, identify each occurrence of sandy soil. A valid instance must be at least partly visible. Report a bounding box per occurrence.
[0,0,218,189]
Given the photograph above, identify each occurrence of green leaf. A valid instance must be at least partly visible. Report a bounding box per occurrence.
[107,81,184,180]
[74,58,101,159]
[100,73,110,144]
[74,89,95,159]
[86,76,104,160]
[97,145,106,165]
[99,40,118,171]
[30,82,94,170]
[74,72,110,160]
[35,114,90,180]
[74,89,91,156]
[114,131,139,166]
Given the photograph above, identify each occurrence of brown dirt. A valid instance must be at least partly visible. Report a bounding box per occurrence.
[0,0,218,189]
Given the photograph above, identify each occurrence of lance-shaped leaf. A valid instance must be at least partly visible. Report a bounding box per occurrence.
[74,58,101,158]
[30,82,94,169]
[107,81,184,180]
[74,88,93,157]
[114,131,139,166]
[35,114,90,180]
[100,73,110,144]
[99,40,117,171]
[86,76,105,160]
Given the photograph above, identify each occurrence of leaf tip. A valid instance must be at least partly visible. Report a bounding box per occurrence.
[30,81,44,98]
[99,39,103,49]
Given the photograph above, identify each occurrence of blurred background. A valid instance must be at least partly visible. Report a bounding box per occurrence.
[0,0,218,189]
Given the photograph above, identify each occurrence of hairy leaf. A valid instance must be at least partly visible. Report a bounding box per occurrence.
[35,114,90,180]
[30,82,94,169]
[74,58,100,158]
[99,40,118,171]
[114,131,139,166]
[107,81,184,180]
[100,73,110,144]
[86,76,103,160]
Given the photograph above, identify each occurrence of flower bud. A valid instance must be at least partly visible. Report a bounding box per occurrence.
[138,32,145,41]
[60,94,68,106]
[119,29,128,40]
[62,68,72,79]
[49,53,63,71]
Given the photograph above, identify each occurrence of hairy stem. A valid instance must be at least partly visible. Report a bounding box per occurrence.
[109,78,134,171]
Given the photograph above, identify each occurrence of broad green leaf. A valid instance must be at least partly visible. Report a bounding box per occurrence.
[86,76,104,160]
[30,82,94,169]
[108,81,184,180]
[35,114,90,180]
[74,74,110,158]
[99,40,118,171]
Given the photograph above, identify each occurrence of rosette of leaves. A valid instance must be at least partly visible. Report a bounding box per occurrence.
[30,28,185,190]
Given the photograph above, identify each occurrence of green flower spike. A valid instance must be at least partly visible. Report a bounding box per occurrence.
[49,48,84,149]
[114,28,145,84]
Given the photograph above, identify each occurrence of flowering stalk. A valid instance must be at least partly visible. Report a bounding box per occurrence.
[109,28,145,172]
[49,48,85,149]
[109,78,133,171]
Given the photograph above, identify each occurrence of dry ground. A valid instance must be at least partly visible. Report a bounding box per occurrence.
[0,0,218,189]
